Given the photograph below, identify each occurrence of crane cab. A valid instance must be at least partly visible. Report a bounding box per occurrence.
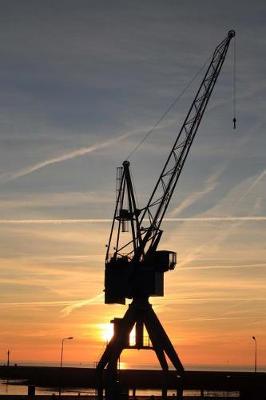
[104,250,176,304]
[150,250,176,272]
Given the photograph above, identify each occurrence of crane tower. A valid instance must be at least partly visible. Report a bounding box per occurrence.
[97,30,235,400]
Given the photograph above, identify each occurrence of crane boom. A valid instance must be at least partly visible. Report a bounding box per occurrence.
[138,29,235,257]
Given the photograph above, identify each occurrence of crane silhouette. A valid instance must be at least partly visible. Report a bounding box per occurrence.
[97,30,235,400]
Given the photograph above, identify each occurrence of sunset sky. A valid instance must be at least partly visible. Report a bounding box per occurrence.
[0,0,266,371]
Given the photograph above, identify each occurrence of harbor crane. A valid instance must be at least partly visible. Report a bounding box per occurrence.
[97,30,235,400]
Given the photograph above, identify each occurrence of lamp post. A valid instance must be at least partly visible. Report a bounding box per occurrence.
[59,337,73,396]
[252,336,257,373]
[60,336,73,368]
[7,349,10,367]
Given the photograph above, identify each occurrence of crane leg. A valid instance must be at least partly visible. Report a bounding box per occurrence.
[143,302,184,399]
[147,304,184,373]
[96,299,184,399]
[96,303,137,400]
[144,314,169,400]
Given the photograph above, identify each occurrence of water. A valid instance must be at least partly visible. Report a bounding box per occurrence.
[0,363,246,398]
[0,380,239,398]
[0,380,55,395]
[0,379,96,396]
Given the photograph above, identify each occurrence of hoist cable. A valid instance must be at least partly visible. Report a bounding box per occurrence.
[233,36,237,129]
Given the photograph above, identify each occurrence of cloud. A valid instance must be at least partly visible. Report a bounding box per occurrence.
[0,191,113,209]
[0,216,265,224]
[0,128,142,184]
[239,169,266,201]
[0,300,70,307]
[0,218,111,224]
[61,293,104,317]
[169,165,266,267]
[169,166,226,217]
[0,293,103,316]
[0,295,104,316]
[183,262,266,271]
[166,216,266,222]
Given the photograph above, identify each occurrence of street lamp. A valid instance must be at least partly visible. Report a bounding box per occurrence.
[252,336,257,373]
[59,337,73,396]
[60,336,74,368]
[7,349,10,367]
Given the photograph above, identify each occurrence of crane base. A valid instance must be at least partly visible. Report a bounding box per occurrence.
[96,298,184,400]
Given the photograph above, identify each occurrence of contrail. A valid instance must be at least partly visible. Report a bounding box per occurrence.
[61,293,104,316]
[169,165,226,217]
[165,216,266,222]
[0,296,105,317]
[0,300,71,307]
[0,216,265,224]
[0,129,139,184]
[0,293,103,316]
[0,218,112,224]
[240,169,266,200]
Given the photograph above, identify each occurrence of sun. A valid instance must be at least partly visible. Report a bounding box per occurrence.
[100,323,114,343]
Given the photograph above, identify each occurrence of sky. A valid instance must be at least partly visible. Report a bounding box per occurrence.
[0,0,265,371]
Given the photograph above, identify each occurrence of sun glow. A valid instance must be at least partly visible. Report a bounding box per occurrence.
[100,323,114,343]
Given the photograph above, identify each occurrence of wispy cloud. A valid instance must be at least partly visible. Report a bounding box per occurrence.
[166,216,266,222]
[170,165,266,268]
[0,129,141,184]
[0,191,112,209]
[169,166,226,217]
[183,262,266,271]
[61,293,104,317]
[0,216,265,224]
[0,295,104,316]
[239,169,266,201]
[0,300,70,307]
[0,218,111,224]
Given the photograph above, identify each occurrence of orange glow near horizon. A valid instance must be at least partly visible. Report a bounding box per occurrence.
[100,323,114,343]
[0,220,265,371]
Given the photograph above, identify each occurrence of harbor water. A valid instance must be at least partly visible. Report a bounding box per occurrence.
[0,379,240,398]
